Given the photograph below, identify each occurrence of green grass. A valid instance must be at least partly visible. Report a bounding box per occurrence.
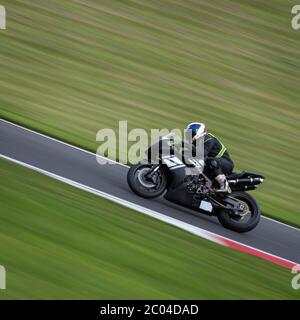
[0,0,299,226]
[0,159,298,299]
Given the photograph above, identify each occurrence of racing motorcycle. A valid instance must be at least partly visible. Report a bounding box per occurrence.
[127,134,265,233]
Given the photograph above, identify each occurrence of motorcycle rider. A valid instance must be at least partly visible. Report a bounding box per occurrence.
[185,122,234,193]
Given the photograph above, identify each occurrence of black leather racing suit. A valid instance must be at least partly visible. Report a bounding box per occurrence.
[202,133,234,178]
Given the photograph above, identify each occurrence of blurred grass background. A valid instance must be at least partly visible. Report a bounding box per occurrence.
[0,0,299,226]
[0,159,298,299]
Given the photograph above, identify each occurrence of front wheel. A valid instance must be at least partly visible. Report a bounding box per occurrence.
[127,163,167,198]
[217,191,261,233]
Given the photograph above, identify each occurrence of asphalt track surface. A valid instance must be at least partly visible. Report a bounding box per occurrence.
[0,119,299,264]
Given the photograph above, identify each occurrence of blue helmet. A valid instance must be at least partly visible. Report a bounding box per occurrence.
[185,122,207,142]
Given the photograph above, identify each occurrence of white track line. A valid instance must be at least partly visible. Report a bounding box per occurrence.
[261,216,300,232]
[0,154,298,269]
[0,118,299,232]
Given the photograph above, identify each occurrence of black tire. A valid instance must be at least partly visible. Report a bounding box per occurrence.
[217,191,261,233]
[127,163,167,198]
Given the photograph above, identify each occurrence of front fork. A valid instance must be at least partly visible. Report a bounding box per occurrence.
[145,164,160,176]
[144,164,161,183]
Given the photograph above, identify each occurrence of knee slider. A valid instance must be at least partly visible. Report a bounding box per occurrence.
[207,158,219,169]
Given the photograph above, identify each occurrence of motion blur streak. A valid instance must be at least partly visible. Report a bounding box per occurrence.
[0,1,299,226]
[0,153,297,270]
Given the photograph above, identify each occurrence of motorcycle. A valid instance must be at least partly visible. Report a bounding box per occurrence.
[127,134,265,233]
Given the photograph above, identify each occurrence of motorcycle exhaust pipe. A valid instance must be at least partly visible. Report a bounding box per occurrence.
[228,177,264,185]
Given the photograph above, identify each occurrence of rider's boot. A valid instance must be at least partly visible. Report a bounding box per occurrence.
[215,174,231,193]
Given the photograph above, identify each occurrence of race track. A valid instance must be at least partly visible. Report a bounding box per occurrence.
[0,119,299,265]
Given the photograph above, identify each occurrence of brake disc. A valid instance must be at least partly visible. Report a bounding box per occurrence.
[137,168,157,188]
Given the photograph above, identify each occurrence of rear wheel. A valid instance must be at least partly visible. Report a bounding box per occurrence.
[127,164,167,198]
[217,191,260,232]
